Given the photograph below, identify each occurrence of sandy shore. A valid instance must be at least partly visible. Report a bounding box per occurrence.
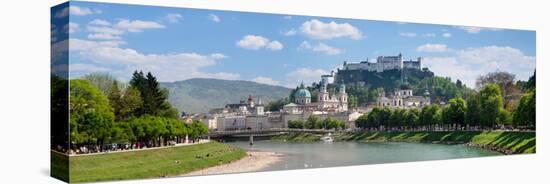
[183,151,284,176]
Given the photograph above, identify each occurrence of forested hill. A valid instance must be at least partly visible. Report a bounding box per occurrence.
[319,68,474,106]
[161,78,291,113]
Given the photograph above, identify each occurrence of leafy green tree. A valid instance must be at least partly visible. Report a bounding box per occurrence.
[82,73,119,95]
[479,83,503,128]
[476,71,520,110]
[288,120,305,129]
[119,87,143,120]
[444,97,466,129]
[355,113,369,129]
[130,71,177,118]
[389,109,406,129]
[407,109,421,129]
[514,90,536,128]
[108,81,122,120]
[378,107,393,129]
[498,109,513,125]
[348,95,358,108]
[69,79,115,151]
[420,105,442,129]
[323,118,345,130]
[306,115,320,129]
[189,120,208,142]
[466,93,481,127]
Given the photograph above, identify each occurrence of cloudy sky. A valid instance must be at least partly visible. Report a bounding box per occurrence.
[51,1,536,88]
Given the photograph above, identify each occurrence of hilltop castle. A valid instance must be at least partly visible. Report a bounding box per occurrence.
[342,53,422,72]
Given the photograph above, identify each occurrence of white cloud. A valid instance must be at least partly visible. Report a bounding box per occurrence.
[422,33,436,37]
[87,25,124,35]
[236,35,283,51]
[210,53,228,59]
[266,41,284,50]
[423,46,535,88]
[89,19,111,26]
[165,13,183,23]
[114,19,165,32]
[68,39,238,82]
[286,68,329,87]
[66,22,79,33]
[208,14,220,22]
[442,32,452,38]
[455,26,501,34]
[298,41,343,55]
[253,76,281,86]
[69,63,111,73]
[56,5,99,18]
[399,32,417,37]
[300,19,362,40]
[283,16,292,20]
[87,33,122,40]
[283,29,297,36]
[313,43,342,55]
[85,19,164,41]
[416,43,449,52]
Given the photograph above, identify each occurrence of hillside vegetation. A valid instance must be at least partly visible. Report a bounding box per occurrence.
[162,78,291,113]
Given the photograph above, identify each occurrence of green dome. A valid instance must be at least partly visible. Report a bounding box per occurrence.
[294,88,311,98]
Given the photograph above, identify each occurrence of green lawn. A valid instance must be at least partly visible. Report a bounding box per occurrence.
[271,132,323,142]
[66,141,246,183]
[274,131,535,154]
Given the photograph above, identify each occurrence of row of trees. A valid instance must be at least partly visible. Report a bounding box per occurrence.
[356,82,535,131]
[69,71,208,153]
[288,116,346,130]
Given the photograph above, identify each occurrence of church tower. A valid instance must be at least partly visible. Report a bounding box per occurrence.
[337,81,348,111]
[318,80,329,102]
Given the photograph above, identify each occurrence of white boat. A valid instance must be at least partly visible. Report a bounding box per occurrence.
[320,133,333,142]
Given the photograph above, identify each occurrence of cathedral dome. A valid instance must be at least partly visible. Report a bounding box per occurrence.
[295,88,311,98]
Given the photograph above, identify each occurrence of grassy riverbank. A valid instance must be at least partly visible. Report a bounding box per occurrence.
[58,141,246,183]
[272,131,535,154]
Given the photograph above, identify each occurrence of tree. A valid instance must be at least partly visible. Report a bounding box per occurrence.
[306,115,320,129]
[108,81,122,120]
[129,71,177,118]
[407,109,421,129]
[348,95,358,108]
[479,83,503,129]
[69,79,115,151]
[378,108,393,130]
[355,113,369,129]
[420,105,442,129]
[119,87,143,120]
[514,90,536,128]
[323,118,345,130]
[476,71,520,110]
[389,109,406,129]
[466,93,481,127]
[82,73,120,95]
[189,120,208,142]
[288,120,305,129]
[443,97,466,129]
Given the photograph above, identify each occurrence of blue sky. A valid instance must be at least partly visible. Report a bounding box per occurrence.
[51,1,536,88]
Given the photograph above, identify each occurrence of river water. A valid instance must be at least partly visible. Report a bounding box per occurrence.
[227,141,501,171]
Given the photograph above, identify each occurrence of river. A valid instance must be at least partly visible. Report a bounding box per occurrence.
[227,141,502,171]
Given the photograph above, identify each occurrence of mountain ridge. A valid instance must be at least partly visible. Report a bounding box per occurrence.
[161,78,291,113]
